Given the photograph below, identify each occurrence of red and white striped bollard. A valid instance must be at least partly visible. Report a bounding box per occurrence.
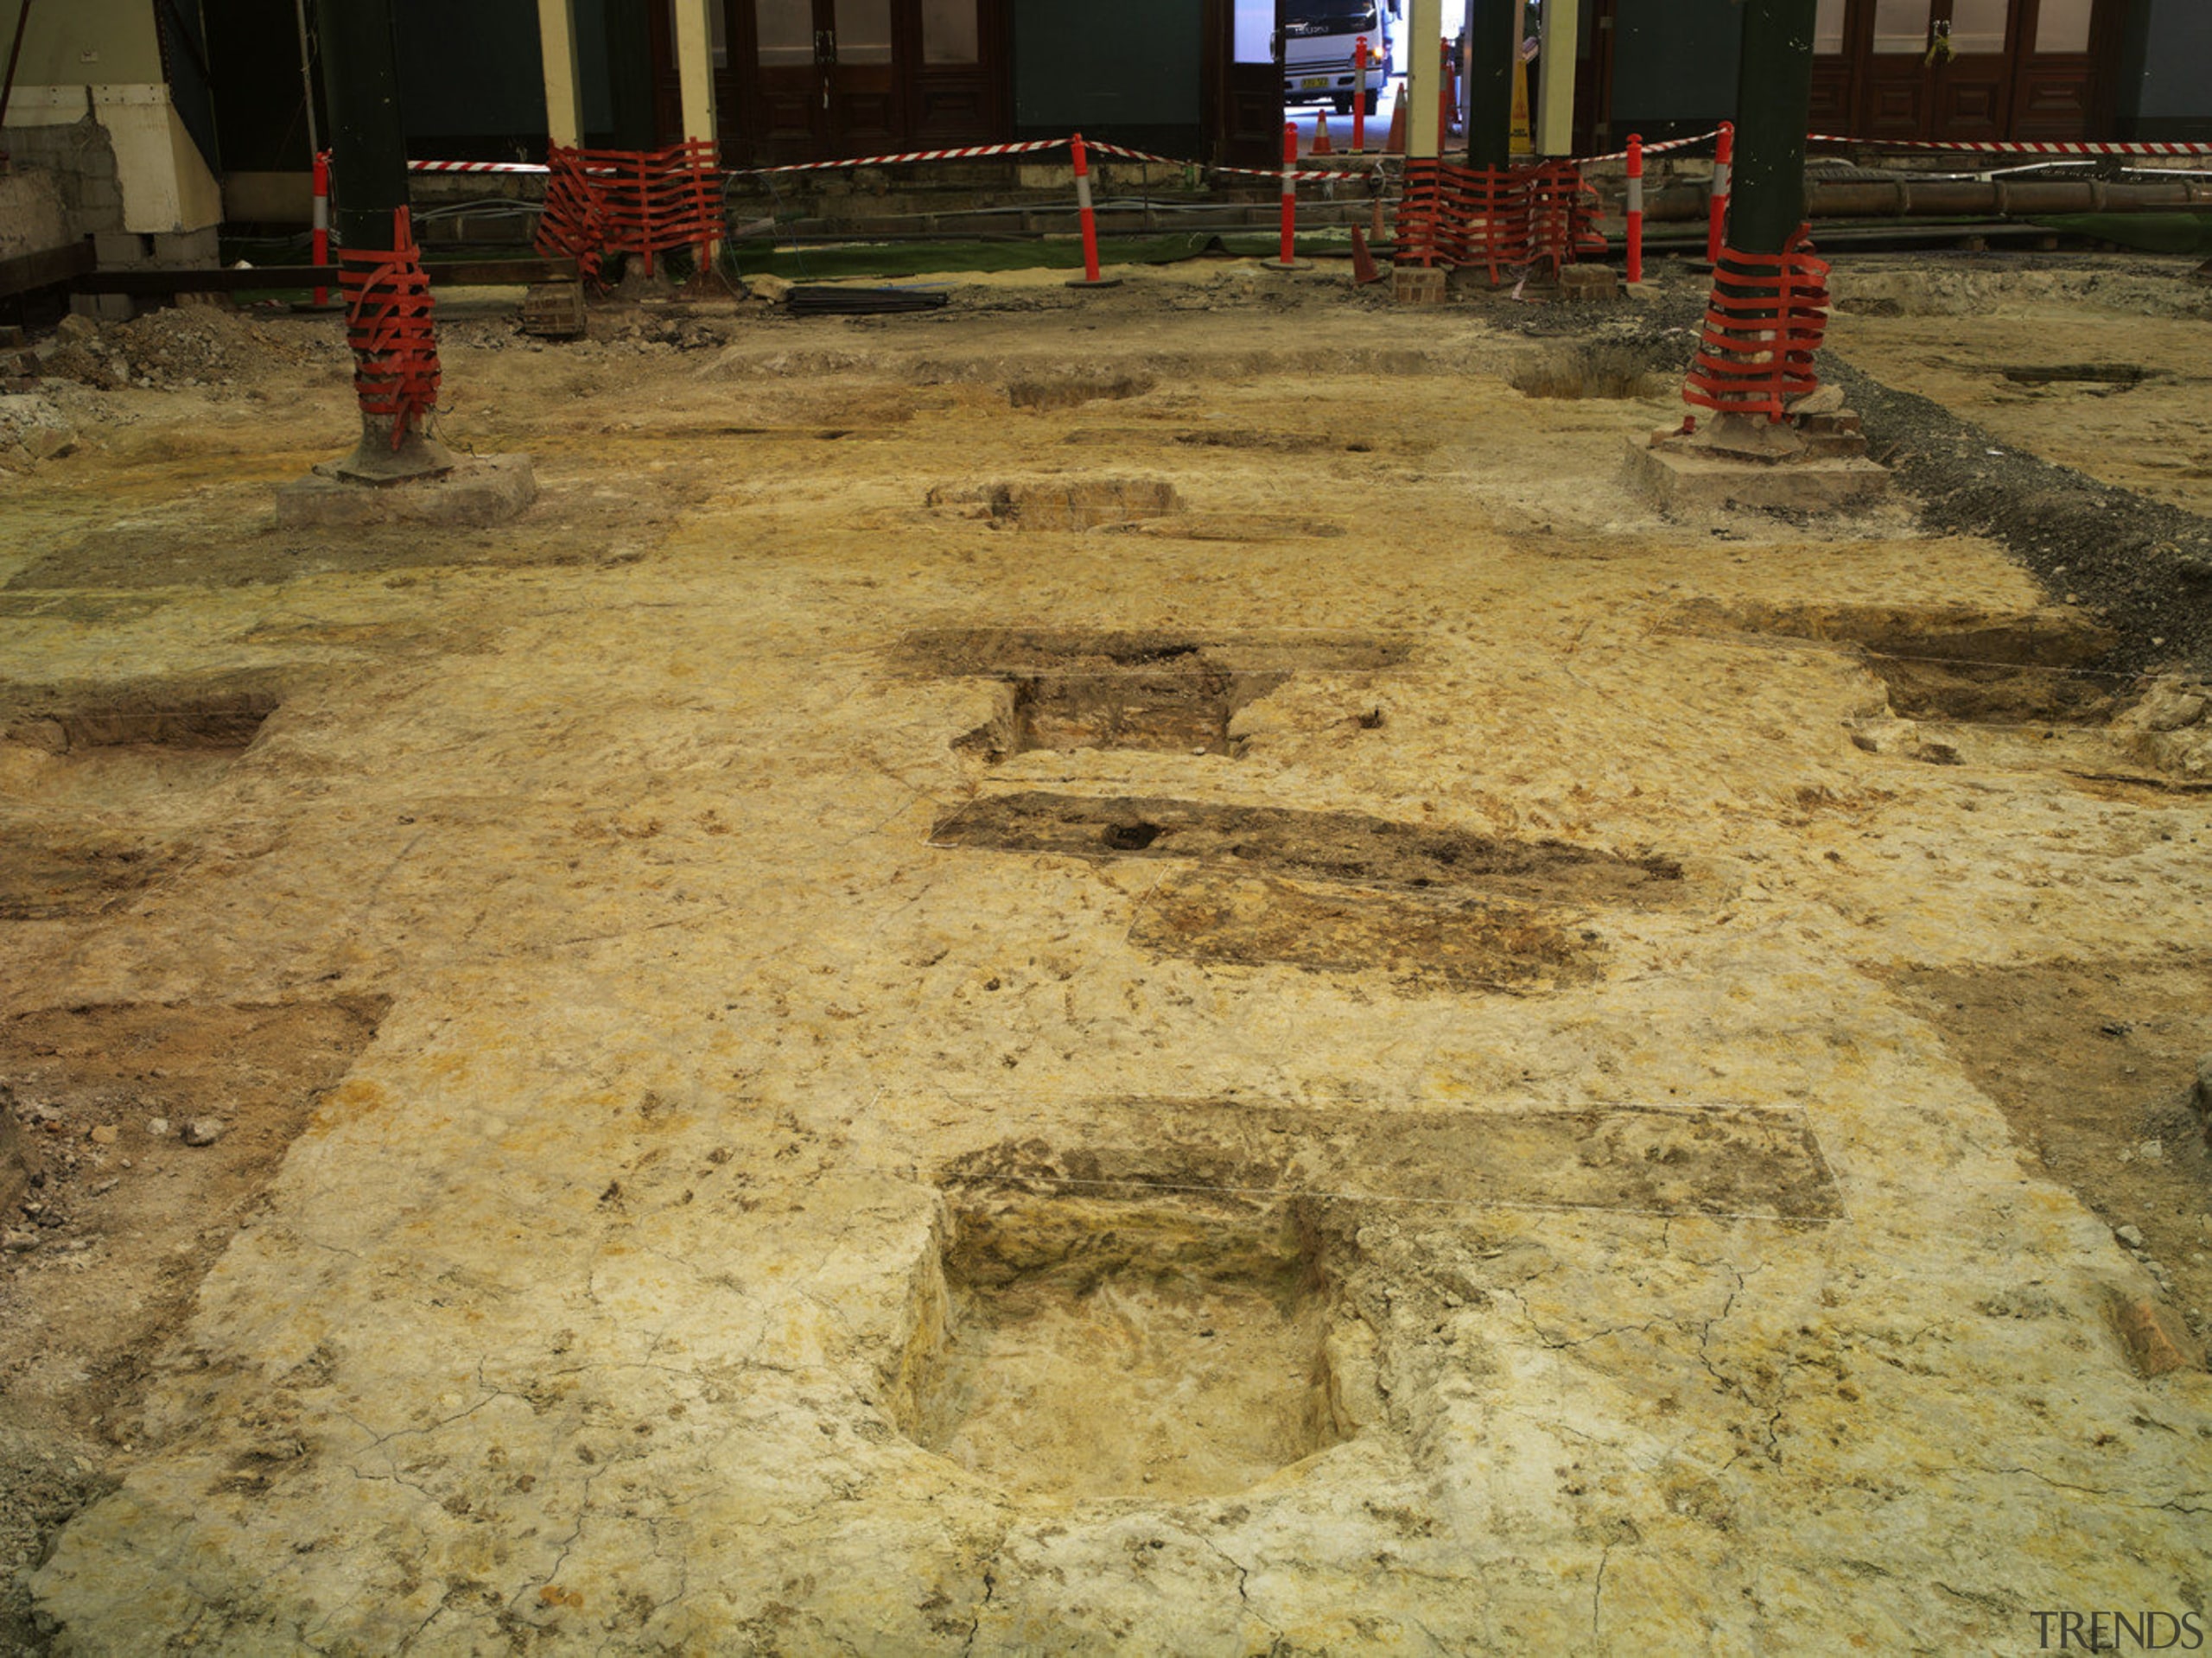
[311,149,331,306]
[1625,133,1643,284]
[1708,120,1734,265]
[1279,123,1299,267]
[1438,38,1452,150]
[1352,36,1368,153]
[1071,130,1103,283]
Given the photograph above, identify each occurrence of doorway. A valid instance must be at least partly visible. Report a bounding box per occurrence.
[724,0,1006,162]
[1835,0,2120,143]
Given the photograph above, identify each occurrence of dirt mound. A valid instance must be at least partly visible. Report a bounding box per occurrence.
[1832,261,2212,321]
[34,307,341,393]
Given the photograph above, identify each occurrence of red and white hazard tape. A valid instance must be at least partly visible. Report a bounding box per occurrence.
[1580,129,1723,167]
[404,124,2212,188]
[745,139,1065,175]
[1086,136,1357,184]
[1808,132,2212,157]
[409,159,550,175]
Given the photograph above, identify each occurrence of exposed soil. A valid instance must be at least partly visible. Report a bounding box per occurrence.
[893,627,1413,678]
[903,628,1408,761]
[1888,958,2212,1347]
[0,680,277,753]
[1820,354,2212,675]
[0,999,385,1653]
[0,830,187,921]
[936,1099,1843,1222]
[1509,339,1681,401]
[927,477,1182,530]
[2,253,2209,1654]
[930,791,1686,906]
[1006,372,1156,411]
[912,1197,1344,1503]
[1129,869,1605,992]
[1671,598,2129,722]
[957,670,1292,759]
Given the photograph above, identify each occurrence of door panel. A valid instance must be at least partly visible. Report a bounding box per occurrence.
[1859,0,1932,139]
[2034,0,2094,54]
[1209,0,1280,169]
[752,0,827,153]
[2008,0,2111,140]
[1947,0,2008,51]
[1810,0,1852,130]
[1834,0,2114,145]
[827,0,899,149]
[1870,0,1932,54]
[728,0,1002,161]
[911,0,998,144]
[1856,0,2016,143]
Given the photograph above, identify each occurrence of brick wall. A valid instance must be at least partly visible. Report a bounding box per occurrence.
[1,114,125,238]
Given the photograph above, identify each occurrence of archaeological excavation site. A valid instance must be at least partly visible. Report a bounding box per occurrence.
[3,0,2211,1651]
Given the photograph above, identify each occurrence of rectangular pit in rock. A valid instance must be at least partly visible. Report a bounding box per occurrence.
[930,792,1683,907]
[1673,600,2124,723]
[902,1196,1351,1504]
[939,1101,1843,1223]
[925,479,1180,531]
[1,681,280,810]
[961,670,1290,759]
[1131,868,1605,993]
[899,629,1411,762]
[0,830,188,920]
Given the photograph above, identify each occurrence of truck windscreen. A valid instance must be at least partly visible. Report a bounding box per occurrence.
[1287,2,1380,23]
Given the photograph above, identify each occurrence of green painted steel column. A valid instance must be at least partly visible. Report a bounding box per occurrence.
[1465,0,1518,171]
[603,0,658,150]
[314,0,409,251]
[315,0,453,479]
[1727,0,1818,256]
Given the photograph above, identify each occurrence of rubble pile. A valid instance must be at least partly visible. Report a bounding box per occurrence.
[0,393,79,474]
[29,308,340,394]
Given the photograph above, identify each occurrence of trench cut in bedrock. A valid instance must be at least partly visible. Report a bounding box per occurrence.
[903,1196,1351,1502]
[0,679,281,918]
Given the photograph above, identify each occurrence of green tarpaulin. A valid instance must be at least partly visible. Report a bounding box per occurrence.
[2029,212,2212,257]
[727,230,1357,281]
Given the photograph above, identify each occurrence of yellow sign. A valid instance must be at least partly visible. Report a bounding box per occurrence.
[1510,56,1532,155]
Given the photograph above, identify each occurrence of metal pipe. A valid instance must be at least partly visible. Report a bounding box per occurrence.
[1631,175,2212,222]
[1,0,36,145]
[292,0,321,164]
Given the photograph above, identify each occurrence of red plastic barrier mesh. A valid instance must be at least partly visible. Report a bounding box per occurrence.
[1522,160,1607,279]
[1394,160,1606,285]
[1395,161,1530,281]
[339,206,441,448]
[535,147,608,284]
[1682,231,1832,421]
[534,140,724,278]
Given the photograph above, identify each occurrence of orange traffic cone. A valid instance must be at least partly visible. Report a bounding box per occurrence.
[1312,109,1332,156]
[1384,97,1407,156]
[1351,224,1383,284]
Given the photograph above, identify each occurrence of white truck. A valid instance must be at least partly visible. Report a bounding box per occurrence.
[1281,0,1398,116]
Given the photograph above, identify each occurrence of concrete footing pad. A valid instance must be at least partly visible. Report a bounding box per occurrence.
[274,454,537,529]
[1622,437,1890,513]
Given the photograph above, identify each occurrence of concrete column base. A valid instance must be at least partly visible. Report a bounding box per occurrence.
[1623,436,1889,513]
[275,454,538,529]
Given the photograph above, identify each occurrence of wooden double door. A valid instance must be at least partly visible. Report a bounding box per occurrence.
[721,0,1006,162]
[1812,0,2123,143]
